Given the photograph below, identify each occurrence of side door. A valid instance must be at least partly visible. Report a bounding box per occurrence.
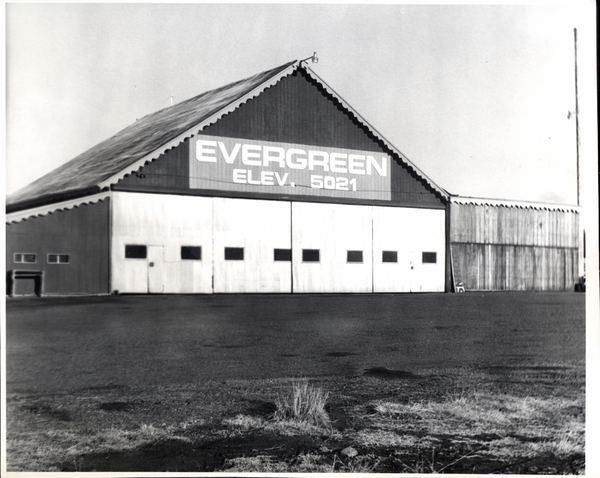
[147,246,165,294]
[409,250,420,293]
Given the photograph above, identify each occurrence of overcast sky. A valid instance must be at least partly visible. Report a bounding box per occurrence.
[4,2,597,205]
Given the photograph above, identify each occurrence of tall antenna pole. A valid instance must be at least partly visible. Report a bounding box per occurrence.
[573,27,580,206]
[573,27,584,281]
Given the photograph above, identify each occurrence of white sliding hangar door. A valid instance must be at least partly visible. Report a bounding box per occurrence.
[110,193,444,294]
[372,206,445,293]
[213,197,292,293]
[111,192,213,294]
[292,202,373,293]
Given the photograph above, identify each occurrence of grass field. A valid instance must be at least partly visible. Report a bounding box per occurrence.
[5,292,585,473]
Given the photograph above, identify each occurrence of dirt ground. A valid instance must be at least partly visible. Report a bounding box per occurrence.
[5,292,586,473]
[6,292,585,393]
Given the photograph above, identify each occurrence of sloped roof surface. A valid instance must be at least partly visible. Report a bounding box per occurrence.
[7,61,295,206]
[8,59,449,209]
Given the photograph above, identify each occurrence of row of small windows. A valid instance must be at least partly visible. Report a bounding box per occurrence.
[300,250,437,264]
[13,248,436,265]
[12,249,436,267]
[13,253,70,264]
[124,246,436,264]
[125,245,202,260]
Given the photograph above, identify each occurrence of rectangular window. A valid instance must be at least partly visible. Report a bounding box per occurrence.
[422,252,437,264]
[225,247,244,260]
[274,249,292,261]
[181,246,201,260]
[382,251,398,263]
[302,249,320,262]
[347,250,363,263]
[14,253,36,263]
[125,245,147,259]
[48,254,70,264]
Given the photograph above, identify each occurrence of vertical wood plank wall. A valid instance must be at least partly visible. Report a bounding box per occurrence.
[450,203,579,291]
[5,200,110,294]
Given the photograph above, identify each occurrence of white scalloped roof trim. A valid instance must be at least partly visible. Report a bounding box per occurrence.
[450,196,580,213]
[301,66,449,200]
[98,63,300,190]
[6,191,111,224]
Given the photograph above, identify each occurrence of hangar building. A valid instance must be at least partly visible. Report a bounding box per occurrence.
[5,60,580,295]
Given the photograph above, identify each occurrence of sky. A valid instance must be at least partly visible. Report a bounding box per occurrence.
[4,2,597,205]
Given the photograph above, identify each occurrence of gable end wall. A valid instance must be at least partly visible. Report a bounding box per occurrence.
[119,70,442,207]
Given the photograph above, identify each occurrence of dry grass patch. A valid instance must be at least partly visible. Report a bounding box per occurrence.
[353,429,419,448]
[273,379,331,428]
[225,455,293,472]
[224,413,342,437]
[7,424,191,471]
[223,414,267,430]
[364,389,584,471]
[371,392,583,434]
[226,453,331,473]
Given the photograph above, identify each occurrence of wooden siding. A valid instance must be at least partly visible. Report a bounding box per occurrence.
[203,69,383,152]
[119,142,190,189]
[6,199,110,294]
[450,203,579,248]
[390,159,441,206]
[117,70,442,207]
[450,203,579,291]
[451,243,578,291]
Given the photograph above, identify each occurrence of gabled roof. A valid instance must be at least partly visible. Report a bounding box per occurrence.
[7,59,448,211]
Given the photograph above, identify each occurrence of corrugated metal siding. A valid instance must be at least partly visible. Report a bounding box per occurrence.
[119,70,442,207]
[5,199,110,294]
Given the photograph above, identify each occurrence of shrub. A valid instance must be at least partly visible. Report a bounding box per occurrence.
[273,380,330,427]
